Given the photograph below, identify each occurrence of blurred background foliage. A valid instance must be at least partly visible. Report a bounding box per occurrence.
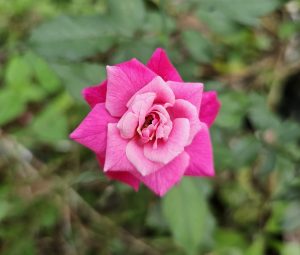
[1,0,300,254]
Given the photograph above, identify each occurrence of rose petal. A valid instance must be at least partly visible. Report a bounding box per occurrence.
[106,171,140,191]
[117,112,139,139]
[143,118,190,164]
[147,48,183,82]
[95,154,139,190]
[199,91,221,127]
[104,124,136,172]
[126,139,164,176]
[167,81,203,113]
[184,122,215,177]
[82,80,107,108]
[168,99,201,145]
[106,59,156,117]
[133,152,190,196]
[127,76,175,107]
[70,103,117,159]
[96,153,105,167]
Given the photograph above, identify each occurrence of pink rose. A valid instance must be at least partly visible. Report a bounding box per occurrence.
[70,48,220,196]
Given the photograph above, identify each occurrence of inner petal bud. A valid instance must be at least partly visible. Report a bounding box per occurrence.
[118,92,156,139]
[142,115,154,129]
[139,105,172,146]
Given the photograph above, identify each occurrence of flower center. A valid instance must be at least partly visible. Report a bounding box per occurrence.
[142,115,154,129]
[116,92,173,145]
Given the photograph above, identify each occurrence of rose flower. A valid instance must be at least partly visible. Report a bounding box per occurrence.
[70,48,220,196]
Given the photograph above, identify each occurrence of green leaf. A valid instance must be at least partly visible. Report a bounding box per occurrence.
[51,62,105,100]
[143,11,176,34]
[265,202,286,233]
[111,37,157,63]
[215,228,247,253]
[182,30,213,63]
[5,53,56,104]
[279,21,300,40]
[246,235,265,255]
[5,56,32,87]
[29,15,115,61]
[0,200,11,221]
[162,178,214,255]
[33,200,59,228]
[226,0,281,26]
[231,136,262,167]
[248,94,280,130]
[176,60,199,81]
[30,98,69,143]
[25,52,61,93]
[108,0,146,36]
[278,121,300,143]
[0,89,26,126]
[9,238,36,255]
[197,0,281,35]
[146,202,168,231]
[197,3,237,35]
[21,85,46,102]
[215,92,249,130]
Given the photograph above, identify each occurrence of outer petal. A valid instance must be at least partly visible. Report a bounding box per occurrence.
[106,171,140,191]
[126,139,164,176]
[82,81,107,108]
[106,59,156,117]
[133,152,190,196]
[127,76,175,107]
[143,118,190,164]
[147,48,183,82]
[104,124,136,172]
[184,122,214,177]
[97,153,105,166]
[168,99,201,145]
[95,154,139,191]
[167,81,203,113]
[70,103,117,158]
[199,91,221,127]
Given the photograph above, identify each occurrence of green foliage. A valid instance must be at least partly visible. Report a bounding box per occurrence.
[282,243,300,255]
[0,89,26,126]
[29,15,115,61]
[30,96,69,143]
[29,0,146,61]
[51,62,105,100]
[0,53,60,126]
[1,0,300,254]
[215,91,249,130]
[26,52,60,93]
[107,0,146,36]
[182,30,214,63]
[196,0,282,34]
[163,178,214,254]
[245,236,265,255]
